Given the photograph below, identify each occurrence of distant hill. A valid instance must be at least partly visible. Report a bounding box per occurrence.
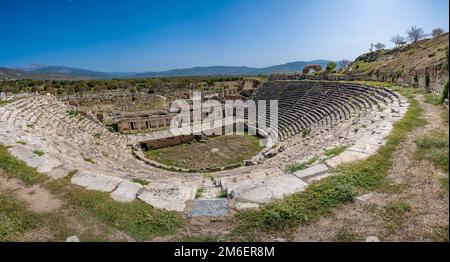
[0,60,333,80]
[0,67,41,80]
[132,60,332,77]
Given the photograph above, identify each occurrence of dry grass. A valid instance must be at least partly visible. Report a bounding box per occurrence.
[145,134,263,169]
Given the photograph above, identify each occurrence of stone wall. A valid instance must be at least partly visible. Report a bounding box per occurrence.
[118,114,174,133]
[269,67,449,95]
[141,135,195,150]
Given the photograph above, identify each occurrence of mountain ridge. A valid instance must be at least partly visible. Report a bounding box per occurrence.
[0,60,333,80]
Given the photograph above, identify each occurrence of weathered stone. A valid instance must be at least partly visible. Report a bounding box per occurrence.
[366,236,380,242]
[66,236,80,242]
[218,176,254,195]
[71,172,123,192]
[235,202,260,210]
[348,143,379,155]
[110,181,143,202]
[9,146,61,173]
[357,135,384,146]
[293,164,328,179]
[326,151,369,168]
[306,173,333,183]
[47,166,71,179]
[138,182,197,212]
[189,199,229,217]
[231,174,308,204]
[25,155,62,173]
[9,145,35,160]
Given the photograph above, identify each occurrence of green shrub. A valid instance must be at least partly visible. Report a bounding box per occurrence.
[32,150,45,157]
[217,189,228,199]
[326,62,337,72]
[131,178,149,186]
[394,67,404,78]
[439,81,449,104]
[302,128,311,137]
[67,108,79,117]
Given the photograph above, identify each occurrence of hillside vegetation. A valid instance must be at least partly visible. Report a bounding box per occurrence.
[345,33,449,82]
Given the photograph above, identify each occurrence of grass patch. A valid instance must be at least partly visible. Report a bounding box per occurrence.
[432,226,449,242]
[83,158,96,164]
[286,155,319,173]
[217,189,228,199]
[232,85,425,237]
[131,178,149,186]
[302,128,311,137]
[439,81,448,104]
[16,141,27,145]
[67,108,79,117]
[32,150,45,157]
[0,144,47,185]
[324,145,348,159]
[195,188,204,199]
[26,124,34,128]
[0,192,39,241]
[441,108,449,123]
[145,134,263,170]
[334,223,361,242]
[440,177,449,192]
[423,93,441,105]
[414,130,449,172]
[48,176,183,241]
[0,100,9,106]
[381,200,411,233]
[0,188,123,241]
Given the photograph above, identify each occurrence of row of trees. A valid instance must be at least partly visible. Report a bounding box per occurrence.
[370,26,446,52]
[0,76,243,95]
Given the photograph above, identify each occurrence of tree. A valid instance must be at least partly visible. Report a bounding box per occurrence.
[391,34,406,47]
[406,26,427,43]
[339,60,352,69]
[374,42,386,51]
[66,86,75,100]
[432,28,445,37]
[369,43,375,52]
[326,61,337,72]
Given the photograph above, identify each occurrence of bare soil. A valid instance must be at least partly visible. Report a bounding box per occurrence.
[0,175,62,213]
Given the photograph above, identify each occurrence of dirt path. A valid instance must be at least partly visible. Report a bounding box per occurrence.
[0,175,62,213]
[0,173,134,242]
[293,94,449,242]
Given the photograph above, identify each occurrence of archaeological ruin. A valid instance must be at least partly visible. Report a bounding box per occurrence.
[0,78,408,215]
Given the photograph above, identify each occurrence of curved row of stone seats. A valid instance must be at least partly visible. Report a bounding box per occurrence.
[253,81,401,142]
[213,92,407,209]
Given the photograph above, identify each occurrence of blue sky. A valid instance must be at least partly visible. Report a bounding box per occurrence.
[0,0,448,72]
